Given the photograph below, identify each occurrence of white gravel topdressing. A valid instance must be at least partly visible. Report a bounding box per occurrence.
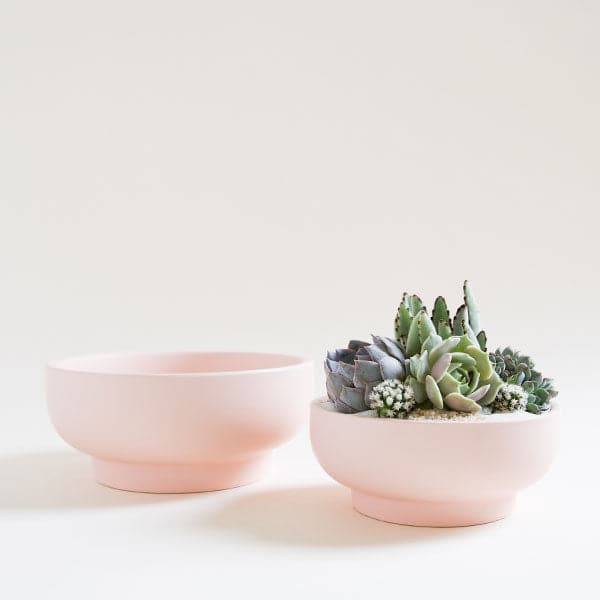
[319,400,545,421]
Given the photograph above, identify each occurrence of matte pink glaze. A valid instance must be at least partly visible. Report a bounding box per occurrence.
[311,399,560,527]
[47,352,313,493]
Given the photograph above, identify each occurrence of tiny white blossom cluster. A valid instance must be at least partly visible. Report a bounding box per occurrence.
[493,384,528,412]
[369,379,416,418]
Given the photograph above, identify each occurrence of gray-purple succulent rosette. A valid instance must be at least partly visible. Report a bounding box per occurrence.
[325,281,557,419]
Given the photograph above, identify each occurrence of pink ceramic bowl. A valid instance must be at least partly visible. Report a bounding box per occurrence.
[311,399,560,527]
[47,352,313,493]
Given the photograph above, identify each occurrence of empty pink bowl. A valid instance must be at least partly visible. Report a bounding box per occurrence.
[311,399,560,526]
[47,352,313,493]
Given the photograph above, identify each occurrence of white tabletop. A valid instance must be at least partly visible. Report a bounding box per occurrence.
[0,390,596,600]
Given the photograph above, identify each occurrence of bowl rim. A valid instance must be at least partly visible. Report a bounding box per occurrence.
[47,351,313,378]
[312,396,560,426]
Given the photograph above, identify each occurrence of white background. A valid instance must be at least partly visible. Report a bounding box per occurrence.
[1,1,599,598]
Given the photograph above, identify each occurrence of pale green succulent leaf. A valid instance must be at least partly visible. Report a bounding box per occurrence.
[422,333,443,354]
[468,384,491,402]
[444,392,482,413]
[425,374,444,409]
[464,345,493,380]
[429,336,460,366]
[408,376,428,404]
[405,311,422,357]
[431,352,452,381]
[438,372,461,396]
[437,321,453,339]
[418,312,437,346]
[463,280,481,335]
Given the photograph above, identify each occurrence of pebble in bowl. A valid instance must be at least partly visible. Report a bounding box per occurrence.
[47,352,313,493]
[311,281,560,526]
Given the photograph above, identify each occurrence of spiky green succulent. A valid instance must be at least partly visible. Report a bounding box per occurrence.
[489,347,557,414]
[407,334,503,413]
[368,379,416,418]
[324,336,408,413]
[395,281,487,356]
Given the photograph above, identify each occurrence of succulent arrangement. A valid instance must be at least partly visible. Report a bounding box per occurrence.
[325,282,557,419]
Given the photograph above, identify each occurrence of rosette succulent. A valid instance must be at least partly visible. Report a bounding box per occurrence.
[325,336,408,413]
[490,347,557,414]
[407,334,503,413]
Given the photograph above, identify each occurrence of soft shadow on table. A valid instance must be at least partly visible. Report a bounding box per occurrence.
[200,484,483,547]
[0,450,192,511]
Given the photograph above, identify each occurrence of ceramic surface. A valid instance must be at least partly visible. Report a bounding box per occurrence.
[310,399,560,526]
[47,352,313,493]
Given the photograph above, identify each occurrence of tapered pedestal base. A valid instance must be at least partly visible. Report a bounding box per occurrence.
[93,456,270,493]
[352,490,515,527]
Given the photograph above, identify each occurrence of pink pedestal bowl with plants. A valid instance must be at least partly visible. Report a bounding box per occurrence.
[311,281,560,526]
[47,352,313,493]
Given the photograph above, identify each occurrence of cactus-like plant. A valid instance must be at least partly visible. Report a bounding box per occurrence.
[324,336,408,413]
[493,384,528,412]
[368,379,416,418]
[407,334,503,413]
[489,347,557,414]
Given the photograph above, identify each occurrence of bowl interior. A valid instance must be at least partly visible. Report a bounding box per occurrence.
[50,352,308,375]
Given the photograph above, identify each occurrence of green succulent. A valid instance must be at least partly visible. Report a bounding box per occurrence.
[395,281,488,357]
[407,334,503,413]
[489,347,557,414]
[324,336,408,413]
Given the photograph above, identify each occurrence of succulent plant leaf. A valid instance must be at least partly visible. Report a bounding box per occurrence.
[339,386,367,412]
[379,356,405,381]
[416,350,429,383]
[418,312,437,346]
[425,375,444,409]
[468,384,490,402]
[432,296,450,332]
[444,393,482,413]
[476,330,487,351]
[422,333,443,354]
[348,340,369,351]
[449,352,477,368]
[408,295,424,316]
[464,345,493,380]
[428,336,460,365]
[463,280,481,335]
[372,335,406,362]
[453,305,468,335]
[437,320,453,339]
[406,311,422,357]
[478,371,503,405]
[409,355,421,379]
[409,376,428,404]
[353,360,382,384]
[464,321,480,347]
[526,402,540,414]
[395,304,412,340]
[431,352,452,381]
[453,335,473,352]
[438,372,461,396]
